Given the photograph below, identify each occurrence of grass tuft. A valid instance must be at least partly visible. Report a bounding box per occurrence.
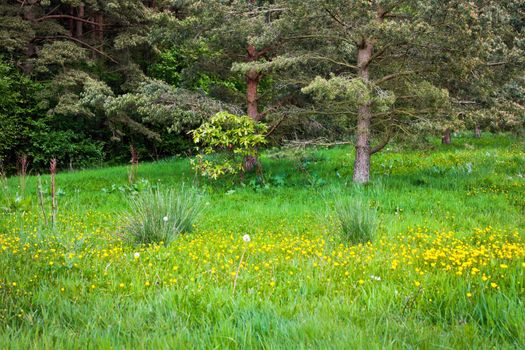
[333,190,378,243]
[123,186,203,245]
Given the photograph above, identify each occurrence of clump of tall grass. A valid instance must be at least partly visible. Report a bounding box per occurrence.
[123,187,203,245]
[331,184,380,244]
[334,196,378,243]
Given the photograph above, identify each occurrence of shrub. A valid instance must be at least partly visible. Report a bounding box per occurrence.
[28,129,105,171]
[190,112,267,179]
[333,195,378,244]
[124,187,203,245]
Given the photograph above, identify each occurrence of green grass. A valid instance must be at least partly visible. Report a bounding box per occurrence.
[0,133,524,349]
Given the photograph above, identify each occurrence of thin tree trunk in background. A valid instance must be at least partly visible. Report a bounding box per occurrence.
[442,129,452,144]
[352,40,373,184]
[246,44,261,121]
[474,124,481,138]
[95,12,104,43]
[76,3,84,38]
[68,8,74,37]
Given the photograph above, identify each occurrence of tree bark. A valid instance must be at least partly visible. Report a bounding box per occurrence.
[474,124,481,138]
[76,3,84,38]
[442,129,452,144]
[95,12,104,43]
[352,40,373,184]
[68,9,75,37]
[246,44,261,121]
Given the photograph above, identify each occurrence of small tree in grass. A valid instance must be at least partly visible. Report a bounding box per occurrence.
[190,112,267,179]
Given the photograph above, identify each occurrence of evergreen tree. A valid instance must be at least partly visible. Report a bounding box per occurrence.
[253,0,524,183]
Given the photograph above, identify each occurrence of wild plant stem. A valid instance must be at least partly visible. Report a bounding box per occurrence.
[50,159,57,228]
[37,176,48,226]
[232,248,247,296]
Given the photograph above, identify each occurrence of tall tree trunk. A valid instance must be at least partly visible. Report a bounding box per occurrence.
[474,124,481,138]
[76,3,84,38]
[68,8,75,37]
[95,12,104,43]
[243,44,263,173]
[353,40,373,184]
[442,129,452,144]
[246,70,260,121]
[246,44,261,121]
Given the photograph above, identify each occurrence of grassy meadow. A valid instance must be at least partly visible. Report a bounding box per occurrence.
[1,134,525,349]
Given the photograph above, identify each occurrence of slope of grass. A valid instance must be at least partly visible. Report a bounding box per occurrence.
[0,134,524,349]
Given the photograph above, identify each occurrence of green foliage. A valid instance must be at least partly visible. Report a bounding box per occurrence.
[150,48,186,86]
[332,190,378,244]
[190,112,267,179]
[123,187,203,245]
[302,75,371,105]
[0,57,43,168]
[28,129,105,170]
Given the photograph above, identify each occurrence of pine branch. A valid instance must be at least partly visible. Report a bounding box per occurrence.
[486,61,507,67]
[284,34,355,45]
[35,15,106,27]
[369,129,392,155]
[306,55,358,69]
[324,8,350,31]
[265,115,286,137]
[286,138,353,148]
[374,70,417,85]
[36,35,118,63]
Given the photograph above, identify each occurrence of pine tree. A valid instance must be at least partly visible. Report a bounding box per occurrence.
[255,0,524,183]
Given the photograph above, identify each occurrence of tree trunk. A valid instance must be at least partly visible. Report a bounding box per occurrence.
[352,40,373,184]
[246,44,261,121]
[442,129,452,144]
[474,124,481,138]
[76,3,84,38]
[68,8,75,37]
[95,12,104,43]
[246,71,260,121]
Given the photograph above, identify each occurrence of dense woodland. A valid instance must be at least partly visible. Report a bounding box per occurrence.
[1,0,524,181]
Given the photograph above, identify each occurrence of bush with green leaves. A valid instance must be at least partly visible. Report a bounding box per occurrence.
[190,112,267,179]
[333,193,378,244]
[0,57,44,170]
[123,187,203,245]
